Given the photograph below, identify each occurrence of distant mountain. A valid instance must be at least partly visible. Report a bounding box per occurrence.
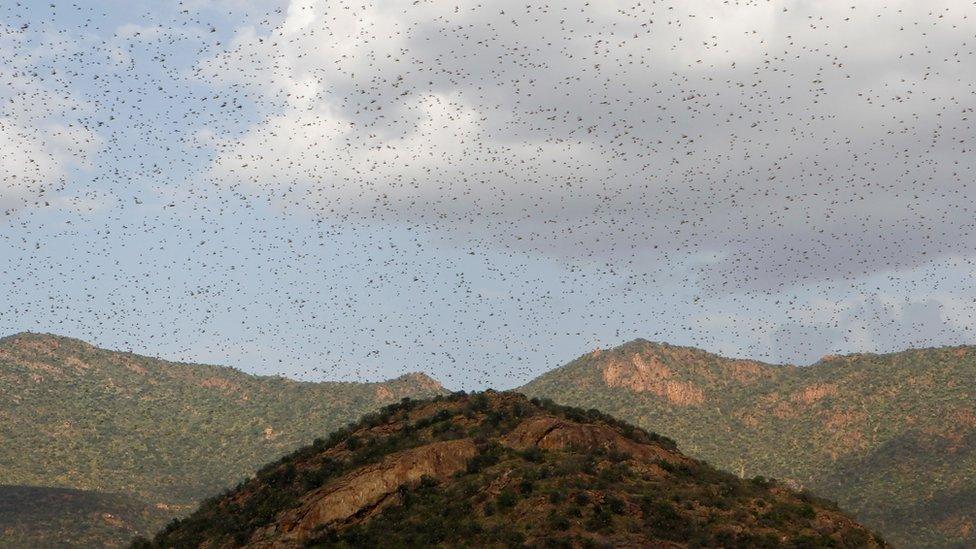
[0,485,157,547]
[520,339,976,548]
[141,391,883,548]
[0,332,446,546]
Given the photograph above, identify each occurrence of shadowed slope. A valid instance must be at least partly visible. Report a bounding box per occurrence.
[0,485,157,548]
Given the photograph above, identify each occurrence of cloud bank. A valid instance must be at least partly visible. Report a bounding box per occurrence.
[3,1,976,383]
[200,0,976,293]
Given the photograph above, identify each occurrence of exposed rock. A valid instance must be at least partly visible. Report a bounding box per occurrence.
[602,353,705,405]
[373,385,394,401]
[792,383,838,405]
[254,438,477,545]
[501,415,684,463]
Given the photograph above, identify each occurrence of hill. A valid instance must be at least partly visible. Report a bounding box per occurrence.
[520,339,976,548]
[0,485,158,547]
[0,332,446,545]
[142,391,883,548]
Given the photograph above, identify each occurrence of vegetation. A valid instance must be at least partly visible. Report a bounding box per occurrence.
[0,485,158,547]
[145,391,883,548]
[3,332,964,547]
[0,332,446,545]
[520,339,976,548]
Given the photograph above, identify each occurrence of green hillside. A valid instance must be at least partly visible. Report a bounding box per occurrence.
[521,339,976,548]
[0,332,446,545]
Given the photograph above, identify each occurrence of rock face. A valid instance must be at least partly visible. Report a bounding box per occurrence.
[597,342,775,406]
[602,353,707,405]
[261,439,477,544]
[501,415,683,463]
[146,392,885,549]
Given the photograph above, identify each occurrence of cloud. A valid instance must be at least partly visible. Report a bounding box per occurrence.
[771,295,971,364]
[194,0,976,295]
[0,25,100,216]
[0,119,63,212]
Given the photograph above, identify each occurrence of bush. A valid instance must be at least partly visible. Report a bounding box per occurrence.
[520,446,545,463]
[548,511,570,531]
[642,498,692,541]
[585,506,613,532]
[606,495,626,515]
[497,489,518,509]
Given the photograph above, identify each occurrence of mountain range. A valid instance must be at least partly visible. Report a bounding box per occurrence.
[1,332,972,547]
[0,332,446,546]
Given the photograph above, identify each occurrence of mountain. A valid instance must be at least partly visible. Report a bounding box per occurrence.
[520,339,976,548]
[0,485,158,547]
[141,391,883,548]
[0,332,446,545]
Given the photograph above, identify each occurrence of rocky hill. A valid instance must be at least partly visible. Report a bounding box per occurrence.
[143,391,883,548]
[520,339,976,548]
[0,332,446,545]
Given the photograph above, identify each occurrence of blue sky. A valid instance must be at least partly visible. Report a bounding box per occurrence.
[2,0,975,390]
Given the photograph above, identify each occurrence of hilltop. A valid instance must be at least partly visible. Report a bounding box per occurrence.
[0,332,446,544]
[521,338,976,547]
[143,391,883,548]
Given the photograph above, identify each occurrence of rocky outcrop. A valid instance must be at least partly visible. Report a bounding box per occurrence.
[602,353,706,405]
[251,438,477,546]
[501,415,684,463]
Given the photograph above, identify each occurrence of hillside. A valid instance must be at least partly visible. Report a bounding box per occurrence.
[142,391,883,548]
[520,339,976,548]
[0,485,158,547]
[0,332,446,545]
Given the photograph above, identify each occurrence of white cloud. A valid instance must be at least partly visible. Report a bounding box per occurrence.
[0,26,101,216]
[0,119,99,214]
[0,119,61,210]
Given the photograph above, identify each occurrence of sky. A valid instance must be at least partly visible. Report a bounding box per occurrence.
[1,0,975,390]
